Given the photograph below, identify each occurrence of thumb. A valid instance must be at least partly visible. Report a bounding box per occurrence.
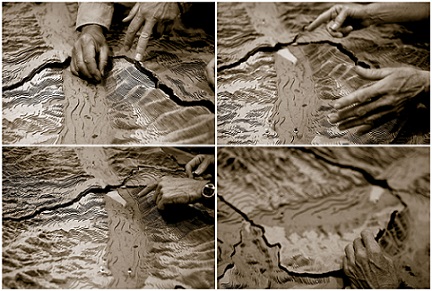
[135,18,157,61]
[194,158,211,176]
[185,155,204,177]
[330,8,348,31]
[123,3,139,22]
[98,45,109,77]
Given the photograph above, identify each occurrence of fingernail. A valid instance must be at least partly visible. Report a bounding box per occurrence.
[328,113,338,123]
[331,23,338,30]
[135,53,142,61]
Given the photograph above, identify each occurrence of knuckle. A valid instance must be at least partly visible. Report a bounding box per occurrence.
[358,94,370,103]
[81,34,93,42]
[355,107,366,117]
[388,95,397,103]
[344,244,352,253]
[342,261,349,272]
[347,266,359,278]
[356,252,367,263]
[369,249,381,256]
[380,96,392,105]
[125,25,137,36]
[360,229,370,237]
[76,61,86,69]
[346,265,355,274]
[365,115,377,123]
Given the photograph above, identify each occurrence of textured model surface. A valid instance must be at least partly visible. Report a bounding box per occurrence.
[217,2,429,145]
[3,147,215,288]
[217,147,429,288]
[3,2,215,144]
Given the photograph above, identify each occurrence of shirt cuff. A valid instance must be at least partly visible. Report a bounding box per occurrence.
[76,3,114,31]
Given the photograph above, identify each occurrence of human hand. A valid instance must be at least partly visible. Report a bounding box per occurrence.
[185,154,215,178]
[205,58,215,88]
[306,4,371,38]
[71,24,109,82]
[328,67,429,134]
[139,177,206,210]
[123,3,180,61]
[343,230,400,288]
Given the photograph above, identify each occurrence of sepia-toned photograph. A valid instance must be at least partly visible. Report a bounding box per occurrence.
[1,1,431,290]
[3,2,215,145]
[217,2,429,145]
[217,147,429,288]
[3,147,215,288]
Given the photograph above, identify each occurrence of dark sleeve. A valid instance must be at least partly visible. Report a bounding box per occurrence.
[181,2,215,35]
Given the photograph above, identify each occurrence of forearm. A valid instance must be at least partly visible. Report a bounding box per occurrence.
[76,2,114,31]
[364,3,429,24]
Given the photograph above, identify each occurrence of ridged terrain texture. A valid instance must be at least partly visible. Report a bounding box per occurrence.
[3,147,215,288]
[217,147,429,288]
[3,2,214,144]
[217,2,429,144]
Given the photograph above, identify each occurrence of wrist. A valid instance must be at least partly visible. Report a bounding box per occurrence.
[81,24,104,35]
[194,180,214,199]
[202,181,215,199]
[362,5,380,26]
[190,179,209,200]
[199,180,215,208]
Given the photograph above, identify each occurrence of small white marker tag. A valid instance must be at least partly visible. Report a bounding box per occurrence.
[107,190,127,207]
[369,186,384,203]
[277,48,298,64]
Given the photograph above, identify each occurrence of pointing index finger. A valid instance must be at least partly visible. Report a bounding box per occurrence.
[83,42,101,81]
[331,8,348,31]
[195,158,211,176]
[306,6,335,31]
[124,12,145,51]
[135,17,157,61]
